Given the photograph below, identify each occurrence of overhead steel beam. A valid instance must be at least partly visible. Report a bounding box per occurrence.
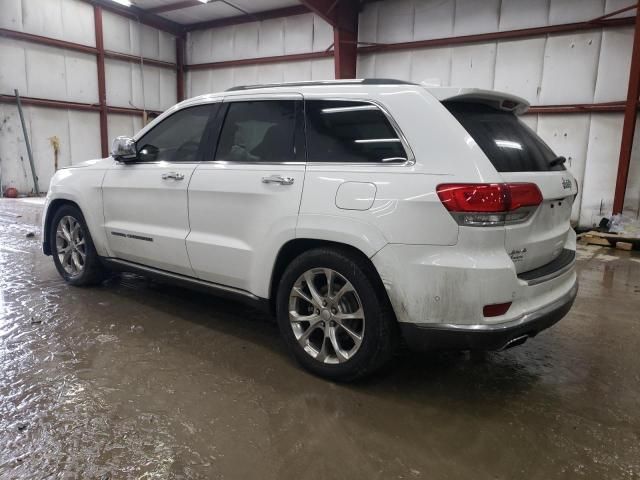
[184,5,309,32]
[0,95,162,116]
[526,102,630,114]
[0,27,98,54]
[82,0,183,35]
[358,16,635,54]
[613,2,640,214]
[299,0,340,27]
[0,28,177,70]
[94,5,109,158]
[185,50,332,70]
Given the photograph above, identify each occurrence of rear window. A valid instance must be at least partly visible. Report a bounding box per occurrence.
[444,102,564,172]
[305,100,408,163]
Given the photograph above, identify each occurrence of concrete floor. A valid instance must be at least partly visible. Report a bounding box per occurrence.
[1,198,639,480]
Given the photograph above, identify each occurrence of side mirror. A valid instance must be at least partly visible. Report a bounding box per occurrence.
[111,136,137,161]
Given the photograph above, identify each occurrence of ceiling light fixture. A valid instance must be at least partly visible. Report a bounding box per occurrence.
[111,0,132,6]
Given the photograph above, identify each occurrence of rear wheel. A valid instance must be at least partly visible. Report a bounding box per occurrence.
[50,205,106,286]
[276,247,397,381]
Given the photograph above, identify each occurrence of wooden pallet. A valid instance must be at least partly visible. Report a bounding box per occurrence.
[578,231,640,250]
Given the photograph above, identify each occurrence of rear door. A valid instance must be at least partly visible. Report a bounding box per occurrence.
[445,102,578,273]
[186,95,305,295]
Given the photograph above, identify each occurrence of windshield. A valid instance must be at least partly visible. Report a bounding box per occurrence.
[444,101,565,172]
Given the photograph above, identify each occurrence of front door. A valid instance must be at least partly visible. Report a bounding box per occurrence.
[102,104,218,276]
[186,95,305,296]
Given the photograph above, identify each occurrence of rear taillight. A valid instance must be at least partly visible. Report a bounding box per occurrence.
[483,302,512,317]
[436,183,542,226]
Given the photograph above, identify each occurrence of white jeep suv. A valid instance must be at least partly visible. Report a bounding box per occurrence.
[43,79,578,381]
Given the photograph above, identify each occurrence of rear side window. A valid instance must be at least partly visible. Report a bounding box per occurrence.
[305,100,408,163]
[444,102,564,172]
[215,100,299,162]
[136,105,213,162]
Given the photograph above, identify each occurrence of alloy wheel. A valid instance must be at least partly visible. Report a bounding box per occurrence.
[55,215,86,276]
[288,268,365,364]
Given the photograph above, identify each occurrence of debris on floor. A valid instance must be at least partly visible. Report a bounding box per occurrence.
[578,214,640,250]
[25,231,35,238]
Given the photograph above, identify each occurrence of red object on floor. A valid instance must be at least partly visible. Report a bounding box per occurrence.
[4,187,18,198]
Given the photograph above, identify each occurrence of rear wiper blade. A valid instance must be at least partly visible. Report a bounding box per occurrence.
[549,155,566,167]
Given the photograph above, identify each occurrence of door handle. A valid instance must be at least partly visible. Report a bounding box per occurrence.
[262,175,294,185]
[162,172,185,181]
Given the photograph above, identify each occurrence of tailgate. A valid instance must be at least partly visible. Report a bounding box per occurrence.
[444,100,578,274]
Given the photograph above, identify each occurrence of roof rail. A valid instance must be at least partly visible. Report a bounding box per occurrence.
[225,78,416,92]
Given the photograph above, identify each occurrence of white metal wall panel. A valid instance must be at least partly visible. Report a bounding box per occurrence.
[594,27,634,103]
[186,58,335,97]
[409,47,452,85]
[626,116,640,214]
[105,58,176,111]
[0,104,100,193]
[312,14,334,52]
[377,0,414,44]
[107,114,143,144]
[186,13,332,64]
[0,0,96,47]
[0,39,28,95]
[499,0,550,31]
[102,10,176,63]
[580,113,624,227]
[537,114,591,221]
[284,14,314,54]
[450,42,496,90]
[0,39,98,103]
[494,38,546,104]
[549,0,605,24]
[539,32,602,105]
[453,0,500,36]
[258,18,286,57]
[358,0,630,45]
[413,0,455,41]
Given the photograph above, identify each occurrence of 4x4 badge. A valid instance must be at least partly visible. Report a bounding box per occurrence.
[562,178,572,190]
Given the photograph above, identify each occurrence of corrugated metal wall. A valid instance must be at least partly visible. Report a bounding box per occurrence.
[0,0,638,228]
[185,12,335,95]
[356,0,639,225]
[0,0,176,194]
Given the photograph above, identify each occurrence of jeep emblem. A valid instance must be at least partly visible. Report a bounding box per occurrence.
[562,178,572,190]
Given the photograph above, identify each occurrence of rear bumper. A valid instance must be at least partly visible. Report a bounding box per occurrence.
[399,280,578,351]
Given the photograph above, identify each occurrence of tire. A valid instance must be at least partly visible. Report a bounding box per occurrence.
[49,204,107,286]
[276,247,398,381]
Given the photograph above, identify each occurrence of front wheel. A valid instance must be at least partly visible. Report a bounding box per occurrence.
[276,247,397,381]
[49,204,106,286]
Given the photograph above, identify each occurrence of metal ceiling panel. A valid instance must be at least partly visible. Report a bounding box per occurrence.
[159,3,240,24]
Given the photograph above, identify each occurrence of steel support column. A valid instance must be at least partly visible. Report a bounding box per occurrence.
[94,5,109,158]
[334,1,358,79]
[176,36,186,102]
[613,3,640,214]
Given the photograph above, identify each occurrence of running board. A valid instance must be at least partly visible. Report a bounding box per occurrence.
[101,257,269,311]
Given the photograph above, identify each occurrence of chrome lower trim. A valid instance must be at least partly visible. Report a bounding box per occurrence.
[415,280,578,333]
[102,258,262,302]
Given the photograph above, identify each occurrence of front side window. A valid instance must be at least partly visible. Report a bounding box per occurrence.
[305,100,408,163]
[136,105,213,162]
[215,100,299,162]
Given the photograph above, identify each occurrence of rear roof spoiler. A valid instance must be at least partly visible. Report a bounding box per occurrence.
[425,87,530,115]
